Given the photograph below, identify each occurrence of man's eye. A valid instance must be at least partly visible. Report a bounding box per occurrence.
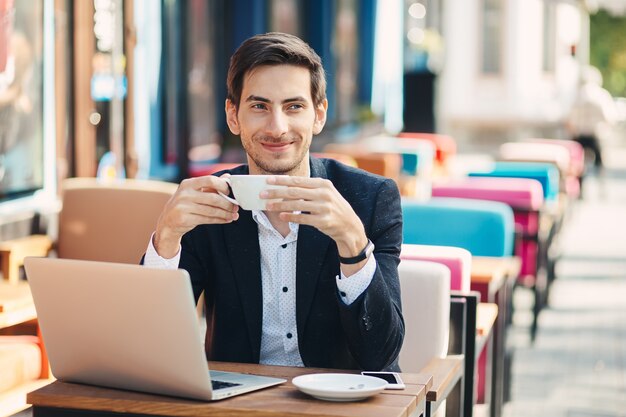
[288,104,303,110]
[252,103,266,110]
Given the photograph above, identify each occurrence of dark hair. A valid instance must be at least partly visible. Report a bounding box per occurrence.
[227,32,327,108]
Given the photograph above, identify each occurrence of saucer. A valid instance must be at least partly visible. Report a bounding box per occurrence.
[292,373,388,402]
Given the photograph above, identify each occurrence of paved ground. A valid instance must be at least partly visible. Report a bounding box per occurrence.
[504,146,626,417]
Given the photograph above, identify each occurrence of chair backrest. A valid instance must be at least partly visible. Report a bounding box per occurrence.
[323,142,403,182]
[397,132,457,164]
[432,177,544,211]
[523,138,585,177]
[190,163,243,177]
[353,153,402,181]
[499,142,571,174]
[431,178,543,278]
[401,244,472,292]
[402,197,515,257]
[468,161,560,202]
[398,259,450,372]
[57,178,178,264]
[311,152,358,167]
[361,136,436,176]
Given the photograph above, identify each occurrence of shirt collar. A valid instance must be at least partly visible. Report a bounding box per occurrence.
[251,210,299,241]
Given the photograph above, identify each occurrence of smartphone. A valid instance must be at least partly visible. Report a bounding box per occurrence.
[360,371,405,390]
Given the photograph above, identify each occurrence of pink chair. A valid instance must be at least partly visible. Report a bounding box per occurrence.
[523,138,585,198]
[401,244,472,292]
[431,177,546,341]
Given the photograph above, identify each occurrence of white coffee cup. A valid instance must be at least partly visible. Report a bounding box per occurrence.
[218,175,286,210]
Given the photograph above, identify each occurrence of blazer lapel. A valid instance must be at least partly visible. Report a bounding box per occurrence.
[296,157,332,334]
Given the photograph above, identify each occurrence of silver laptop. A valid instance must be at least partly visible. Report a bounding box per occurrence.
[24,257,285,401]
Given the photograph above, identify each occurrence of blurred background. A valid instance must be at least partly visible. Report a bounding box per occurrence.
[0,0,625,215]
[1,1,626,415]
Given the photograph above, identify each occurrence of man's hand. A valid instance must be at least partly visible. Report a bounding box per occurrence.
[154,175,239,258]
[262,176,369,269]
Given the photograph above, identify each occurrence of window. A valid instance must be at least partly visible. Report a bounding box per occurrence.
[0,0,44,201]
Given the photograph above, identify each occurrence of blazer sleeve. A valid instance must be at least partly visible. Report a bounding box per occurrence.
[337,178,404,371]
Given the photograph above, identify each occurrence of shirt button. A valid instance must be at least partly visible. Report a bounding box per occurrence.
[340,291,347,297]
[281,244,287,249]
[282,287,288,293]
[286,332,293,339]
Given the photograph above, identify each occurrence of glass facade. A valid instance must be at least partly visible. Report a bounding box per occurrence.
[0,0,44,200]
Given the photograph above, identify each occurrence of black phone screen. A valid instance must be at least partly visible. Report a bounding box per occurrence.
[361,372,399,384]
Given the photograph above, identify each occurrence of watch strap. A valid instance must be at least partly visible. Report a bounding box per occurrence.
[339,239,375,264]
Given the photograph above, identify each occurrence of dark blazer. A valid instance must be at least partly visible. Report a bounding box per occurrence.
[179,157,404,371]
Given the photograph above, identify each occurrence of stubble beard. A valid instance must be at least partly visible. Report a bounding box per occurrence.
[243,134,310,175]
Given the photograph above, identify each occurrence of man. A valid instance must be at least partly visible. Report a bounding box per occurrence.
[567,65,617,172]
[144,32,404,371]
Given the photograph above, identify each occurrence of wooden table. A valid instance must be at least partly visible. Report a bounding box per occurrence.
[28,362,431,417]
[471,256,521,417]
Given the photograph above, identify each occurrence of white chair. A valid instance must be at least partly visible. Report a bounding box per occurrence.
[398,259,451,372]
[398,259,456,416]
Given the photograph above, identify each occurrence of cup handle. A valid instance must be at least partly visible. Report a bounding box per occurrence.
[217,177,239,206]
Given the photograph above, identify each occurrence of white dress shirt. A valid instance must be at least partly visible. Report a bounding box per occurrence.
[144,212,376,366]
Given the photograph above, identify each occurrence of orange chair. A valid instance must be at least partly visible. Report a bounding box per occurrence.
[311,152,358,167]
[57,177,177,264]
[323,143,403,188]
[190,163,244,177]
[398,132,457,166]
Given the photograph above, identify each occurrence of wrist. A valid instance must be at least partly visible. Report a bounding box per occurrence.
[153,228,181,259]
[336,228,368,259]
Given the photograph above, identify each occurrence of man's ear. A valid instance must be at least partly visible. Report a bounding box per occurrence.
[225,99,241,135]
[312,99,328,135]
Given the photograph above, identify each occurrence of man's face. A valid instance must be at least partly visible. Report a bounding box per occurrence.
[226,64,327,176]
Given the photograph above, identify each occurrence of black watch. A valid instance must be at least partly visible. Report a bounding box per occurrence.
[339,239,375,264]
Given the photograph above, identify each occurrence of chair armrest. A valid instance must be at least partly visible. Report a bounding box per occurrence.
[449,291,480,417]
[421,355,464,403]
[475,302,498,361]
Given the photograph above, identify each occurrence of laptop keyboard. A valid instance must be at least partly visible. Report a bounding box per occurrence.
[211,379,243,390]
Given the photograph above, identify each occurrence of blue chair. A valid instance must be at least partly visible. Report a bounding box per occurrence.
[402,197,515,257]
[468,161,560,202]
[402,197,515,416]
[468,160,563,336]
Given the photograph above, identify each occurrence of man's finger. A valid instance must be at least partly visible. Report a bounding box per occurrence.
[267,175,329,189]
[189,203,239,222]
[261,185,319,201]
[193,190,239,212]
[181,175,230,194]
[266,199,318,214]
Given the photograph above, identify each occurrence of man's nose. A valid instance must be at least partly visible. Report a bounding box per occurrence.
[265,112,289,138]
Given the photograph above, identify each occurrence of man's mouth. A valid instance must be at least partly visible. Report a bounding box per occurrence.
[261,141,293,152]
